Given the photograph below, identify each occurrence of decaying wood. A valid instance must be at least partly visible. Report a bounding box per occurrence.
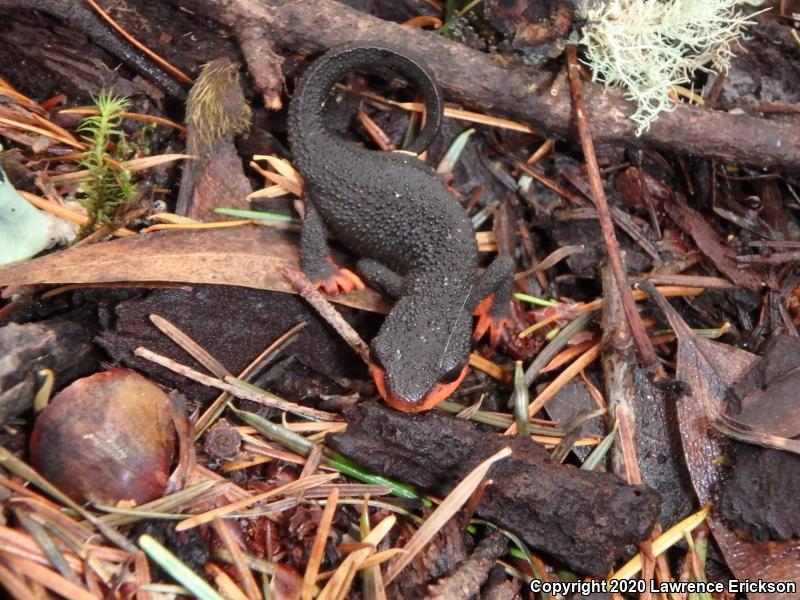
[327,402,661,576]
[168,0,800,172]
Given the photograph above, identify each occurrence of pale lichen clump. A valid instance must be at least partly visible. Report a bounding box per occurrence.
[579,0,764,135]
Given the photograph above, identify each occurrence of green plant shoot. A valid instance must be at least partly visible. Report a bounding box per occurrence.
[77,91,136,226]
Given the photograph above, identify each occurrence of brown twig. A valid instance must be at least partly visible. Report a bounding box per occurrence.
[281,267,371,365]
[565,45,658,369]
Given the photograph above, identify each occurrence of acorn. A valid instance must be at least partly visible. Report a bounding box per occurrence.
[30,369,177,505]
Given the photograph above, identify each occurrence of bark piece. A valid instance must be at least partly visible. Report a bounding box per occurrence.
[426,530,507,600]
[389,516,470,600]
[95,285,378,403]
[721,442,800,541]
[0,0,185,96]
[327,403,660,575]
[0,320,100,424]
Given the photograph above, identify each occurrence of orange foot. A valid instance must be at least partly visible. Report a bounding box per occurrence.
[472,294,518,348]
[313,257,366,295]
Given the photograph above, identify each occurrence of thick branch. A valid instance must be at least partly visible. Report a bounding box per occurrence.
[168,0,800,172]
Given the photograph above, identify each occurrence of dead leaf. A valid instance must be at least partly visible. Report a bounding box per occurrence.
[731,335,800,439]
[665,199,764,291]
[0,226,388,313]
[643,283,800,599]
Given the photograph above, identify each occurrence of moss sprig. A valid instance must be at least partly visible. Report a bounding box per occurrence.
[77,91,136,226]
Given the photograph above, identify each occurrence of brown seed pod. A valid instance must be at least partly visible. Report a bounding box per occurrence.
[30,369,177,505]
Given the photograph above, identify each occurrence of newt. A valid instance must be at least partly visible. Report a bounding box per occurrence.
[288,43,515,412]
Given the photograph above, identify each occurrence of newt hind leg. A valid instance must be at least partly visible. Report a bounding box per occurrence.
[357,258,404,298]
[301,202,365,295]
[470,255,518,347]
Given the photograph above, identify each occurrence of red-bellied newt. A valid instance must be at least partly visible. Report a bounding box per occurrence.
[287,43,515,412]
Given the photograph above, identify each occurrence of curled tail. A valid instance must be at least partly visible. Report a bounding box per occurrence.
[287,43,443,157]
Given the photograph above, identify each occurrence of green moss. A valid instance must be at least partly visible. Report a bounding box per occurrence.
[77,91,137,227]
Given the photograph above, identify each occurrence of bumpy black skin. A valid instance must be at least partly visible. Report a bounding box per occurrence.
[288,43,513,407]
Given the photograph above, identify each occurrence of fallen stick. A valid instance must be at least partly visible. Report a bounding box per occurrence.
[327,402,661,576]
[167,0,800,172]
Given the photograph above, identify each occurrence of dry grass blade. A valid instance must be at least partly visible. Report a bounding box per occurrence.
[302,487,340,600]
[147,212,199,225]
[0,116,85,149]
[384,447,513,584]
[252,154,304,189]
[30,113,83,149]
[518,285,704,338]
[13,509,79,585]
[205,562,250,600]
[357,108,394,151]
[176,473,339,531]
[0,559,37,600]
[539,340,596,374]
[0,525,85,572]
[505,344,601,435]
[133,347,337,421]
[469,352,511,383]
[318,515,396,600]
[212,518,261,600]
[257,169,303,198]
[0,448,136,553]
[247,185,293,200]
[142,220,253,233]
[610,504,711,580]
[48,154,194,183]
[195,322,307,438]
[252,155,302,184]
[149,314,229,379]
[0,80,46,114]
[133,551,151,600]
[515,244,585,279]
[0,553,96,600]
[359,548,404,569]
[350,88,535,133]
[714,415,800,455]
[18,191,90,226]
[58,108,187,133]
[359,499,387,600]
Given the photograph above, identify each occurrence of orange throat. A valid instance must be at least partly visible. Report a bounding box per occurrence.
[369,364,469,412]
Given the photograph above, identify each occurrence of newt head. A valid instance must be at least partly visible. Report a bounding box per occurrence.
[367,295,472,412]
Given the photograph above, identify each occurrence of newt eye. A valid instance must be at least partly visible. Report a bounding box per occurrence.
[368,346,383,368]
[439,364,466,384]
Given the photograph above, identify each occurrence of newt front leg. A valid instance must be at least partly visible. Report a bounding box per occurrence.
[300,203,365,295]
[470,255,518,347]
